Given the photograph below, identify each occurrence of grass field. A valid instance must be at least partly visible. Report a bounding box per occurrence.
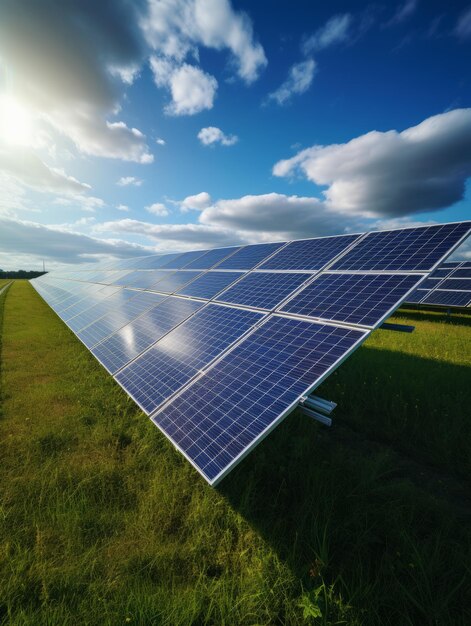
[1,280,470,625]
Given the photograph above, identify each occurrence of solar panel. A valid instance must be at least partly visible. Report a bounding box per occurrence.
[77,291,164,348]
[133,253,181,270]
[452,268,471,279]
[177,271,242,299]
[215,272,312,310]
[437,278,471,291]
[149,270,204,293]
[116,304,264,414]
[405,288,429,304]
[161,250,207,269]
[151,315,367,484]
[60,286,124,321]
[66,289,136,332]
[111,270,173,289]
[331,222,471,271]
[216,242,285,270]
[259,234,360,271]
[91,297,204,374]
[182,246,242,270]
[421,290,471,307]
[281,273,423,327]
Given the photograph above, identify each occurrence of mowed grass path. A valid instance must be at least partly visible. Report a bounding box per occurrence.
[1,281,470,625]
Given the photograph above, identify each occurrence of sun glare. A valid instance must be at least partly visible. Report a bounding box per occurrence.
[0,95,34,146]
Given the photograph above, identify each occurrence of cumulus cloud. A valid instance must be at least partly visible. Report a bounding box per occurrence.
[156,137,166,145]
[180,191,213,211]
[142,0,267,84]
[197,127,238,146]
[266,59,316,106]
[455,7,471,39]
[273,108,471,218]
[146,202,170,217]
[0,216,153,267]
[117,176,143,187]
[117,204,130,212]
[0,0,152,163]
[53,195,105,213]
[303,14,352,54]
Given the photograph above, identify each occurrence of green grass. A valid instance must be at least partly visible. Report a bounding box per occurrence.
[1,281,470,625]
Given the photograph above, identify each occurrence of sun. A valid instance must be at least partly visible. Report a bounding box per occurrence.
[0,95,34,147]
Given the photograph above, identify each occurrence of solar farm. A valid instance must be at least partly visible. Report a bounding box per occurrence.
[1,222,471,624]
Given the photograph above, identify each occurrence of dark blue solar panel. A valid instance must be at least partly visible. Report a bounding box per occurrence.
[161,250,207,269]
[151,315,366,484]
[67,289,136,332]
[430,268,455,279]
[421,290,471,307]
[437,278,471,291]
[441,261,461,268]
[281,273,423,327]
[61,286,123,321]
[421,278,442,289]
[216,242,285,270]
[260,234,360,270]
[331,222,471,271]
[405,289,429,304]
[177,271,242,299]
[77,291,165,348]
[116,304,264,414]
[452,268,471,278]
[91,297,204,374]
[182,246,242,270]
[216,272,311,310]
[461,261,471,268]
[150,270,203,293]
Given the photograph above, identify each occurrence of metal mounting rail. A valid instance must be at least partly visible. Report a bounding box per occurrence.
[299,393,337,427]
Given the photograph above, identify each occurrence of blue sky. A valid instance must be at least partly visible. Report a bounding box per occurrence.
[0,0,470,269]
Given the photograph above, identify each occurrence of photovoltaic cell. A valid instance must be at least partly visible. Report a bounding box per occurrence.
[331,222,471,271]
[281,273,423,327]
[182,246,242,270]
[259,234,360,271]
[133,253,180,269]
[216,242,285,270]
[421,290,471,307]
[91,297,204,374]
[177,271,242,299]
[161,250,207,269]
[151,315,366,484]
[116,304,264,414]
[452,269,471,279]
[66,289,137,332]
[437,278,471,291]
[216,272,312,310]
[405,288,429,304]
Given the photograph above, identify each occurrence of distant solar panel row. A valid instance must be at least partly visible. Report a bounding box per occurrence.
[404,259,471,308]
[31,221,470,484]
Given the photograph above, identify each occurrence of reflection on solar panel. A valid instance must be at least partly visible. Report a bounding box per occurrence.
[116,304,264,414]
[331,222,470,271]
[216,272,312,310]
[152,316,366,484]
[30,220,471,484]
[216,242,285,270]
[281,273,423,327]
[91,297,203,374]
[177,271,242,299]
[259,234,360,270]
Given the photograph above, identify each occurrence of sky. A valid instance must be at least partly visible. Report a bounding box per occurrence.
[0,0,470,270]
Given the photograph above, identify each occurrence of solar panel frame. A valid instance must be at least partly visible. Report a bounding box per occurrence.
[150,314,368,485]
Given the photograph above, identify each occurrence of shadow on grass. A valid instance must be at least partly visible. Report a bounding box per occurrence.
[218,347,471,624]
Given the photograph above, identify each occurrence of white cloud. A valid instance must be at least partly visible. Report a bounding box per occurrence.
[385,0,418,27]
[303,14,352,54]
[146,202,170,217]
[156,137,166,145]
[197,127,238,146]
[117,204,130,212]
[273,108,471,218]
[180,192,212,211]
[455,7,471,39]
[0,1,153,164]
[266,59,316,106]
[117,176,143,187]
[150,59,218,115]
[53,195,105,213]
[0,216,153,267]
[142,0,267,84]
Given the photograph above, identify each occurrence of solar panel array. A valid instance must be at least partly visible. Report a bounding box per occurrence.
[405,260,471,308]
[30,221,470,485]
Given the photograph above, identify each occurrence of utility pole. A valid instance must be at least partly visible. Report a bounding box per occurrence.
[42,259,45,272]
